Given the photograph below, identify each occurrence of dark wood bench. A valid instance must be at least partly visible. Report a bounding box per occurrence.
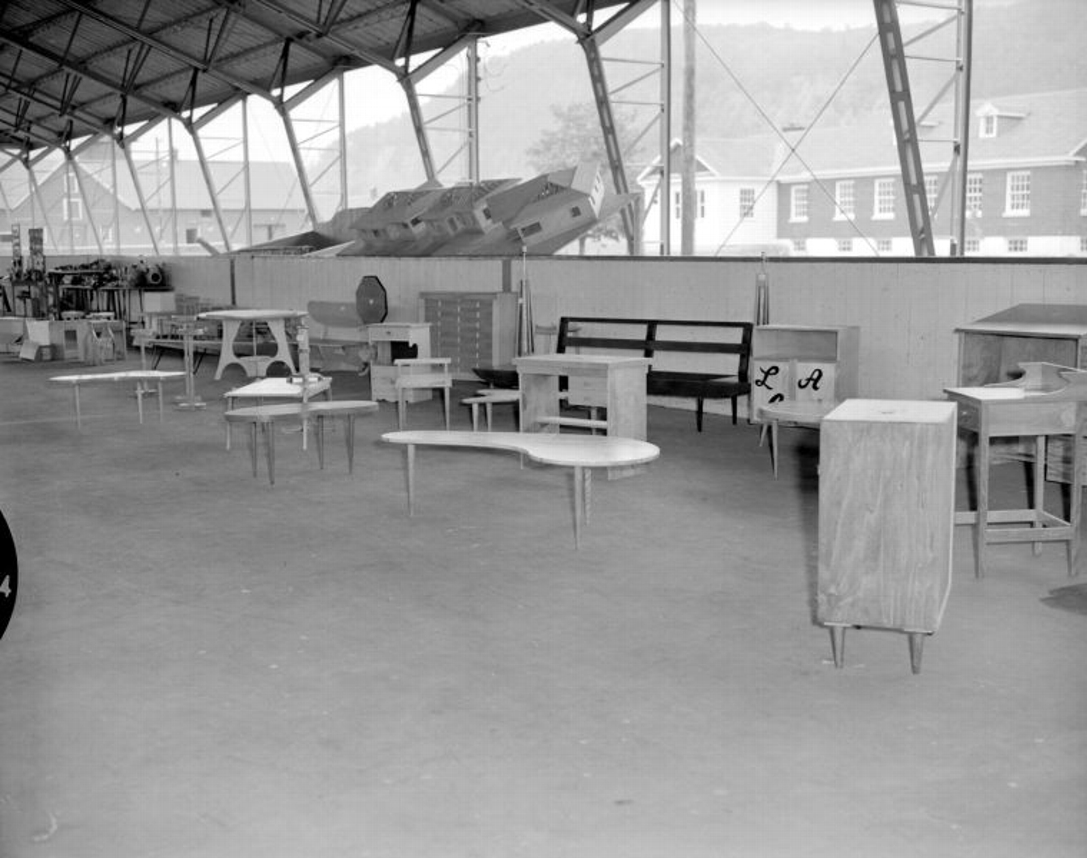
[556,317,753,431]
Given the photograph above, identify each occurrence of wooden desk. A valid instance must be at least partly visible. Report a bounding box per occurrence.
[946,362,1087,579]
[199,309,304,380]
[223,400,378,485]
[514,353,650,438]
[382,430,660,548]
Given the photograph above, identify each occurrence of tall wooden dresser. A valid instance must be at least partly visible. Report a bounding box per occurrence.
[418,292,518,380]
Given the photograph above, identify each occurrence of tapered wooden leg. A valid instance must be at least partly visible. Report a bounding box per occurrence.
[72,385,82,428]
[246,423,258,478]
[771,420,780,478]
[443,387,450,429]
[583,467,592,525]
[397,391,406,430]
[908,633,925,675]
[315,416,326,470]
[345,415,356,474]
[829,625,845,668]
[573,465,584,549]
[406,444,416,516]
[263,421,276,486]
[1032,435,1044,555]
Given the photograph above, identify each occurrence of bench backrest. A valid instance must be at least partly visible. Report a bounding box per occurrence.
[556,317,753,379]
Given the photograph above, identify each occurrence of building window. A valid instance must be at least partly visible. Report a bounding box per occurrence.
[924,174,942,214]
[834,180,854,220]
[674,191,681,220]
[570,206,582,218]
[964,237,980,254]
[792,238,806,253]
[980,113,997,138]
[837,238,853,253]
[967,173,983,217]
[873,178,895,218]
[1080,236,1087,254]
[876,238,893,253]
[698,190,705,218]
[199,209,212,218]
[1007,237,1028,253]
[790,185,808,221]
[185,227,199,243]
[739,188,755,218]
[1005,171,1031,216]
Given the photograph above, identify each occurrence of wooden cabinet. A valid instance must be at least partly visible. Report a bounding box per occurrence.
[956,304,1087,483]
[419,292,518,380]
[817,400,958,673]
[367,322,431,402]
[751,324,859,419]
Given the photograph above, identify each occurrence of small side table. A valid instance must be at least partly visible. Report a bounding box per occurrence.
[223,375,333,450]
[946,363,1087,579]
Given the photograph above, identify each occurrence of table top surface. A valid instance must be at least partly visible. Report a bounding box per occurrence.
[51,370,186,383]
[382,430,660,468]
[224,400,378,420]
[514,353,652,371]
[199,309,306,321]
[227,376,332,398]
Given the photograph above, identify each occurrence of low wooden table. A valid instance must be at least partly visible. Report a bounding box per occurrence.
[198,309,305,380]
[223,375,333,450]
[50,370,186,428]
[223,400,378,485]
[382,430,660,548]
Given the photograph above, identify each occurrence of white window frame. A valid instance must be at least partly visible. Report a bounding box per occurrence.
[790,185,808,222]
[1007,237,1028,253]
[834,180,855,220]
[966,173,983,217]
[698,189,705,219]
[980,113,997,138]
[1004,170,1031,217]
[873,178,895,219]
[739,187,755,219]
[837,237,853,253]
[964,237,980,254]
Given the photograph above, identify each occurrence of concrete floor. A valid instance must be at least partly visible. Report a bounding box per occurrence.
[0,351,1084,858]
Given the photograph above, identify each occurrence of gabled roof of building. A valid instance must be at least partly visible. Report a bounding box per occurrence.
[775,87,1087,180]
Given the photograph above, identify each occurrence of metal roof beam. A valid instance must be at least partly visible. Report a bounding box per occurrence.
[51,0,267,99]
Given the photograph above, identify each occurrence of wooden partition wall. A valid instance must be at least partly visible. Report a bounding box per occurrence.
[76,253,1085,410]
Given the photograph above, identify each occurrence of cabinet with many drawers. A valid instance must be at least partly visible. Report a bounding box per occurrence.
[418,291,518,380]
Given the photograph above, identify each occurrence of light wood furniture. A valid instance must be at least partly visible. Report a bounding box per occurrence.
[945,363,1087,580]
[757,399,839,477]
[50,370,186,428]
[306,300,369,373]
[382,430,660,549]
[419,291,518,380]
[394,358,452,429]
[198,309,304,380]
[751,324,859,419]
[461,389,521,431]
[817,399,958,674]
[367,322,431,402]
[223,400,378,485]
[514,353,650,478]
[223,375,333,450]
[956,304,1087,482]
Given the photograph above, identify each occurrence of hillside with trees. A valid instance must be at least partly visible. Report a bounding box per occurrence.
[341,0,1087,205]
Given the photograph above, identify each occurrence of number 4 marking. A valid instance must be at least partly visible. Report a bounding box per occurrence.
[0,576,10,598]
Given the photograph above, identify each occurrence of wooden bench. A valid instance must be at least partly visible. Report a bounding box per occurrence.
[306,300,371,374]
[382,430,660,548]
[556,317,753,430]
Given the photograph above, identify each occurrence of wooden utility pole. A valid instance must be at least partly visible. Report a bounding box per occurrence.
[680,0,697,255]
